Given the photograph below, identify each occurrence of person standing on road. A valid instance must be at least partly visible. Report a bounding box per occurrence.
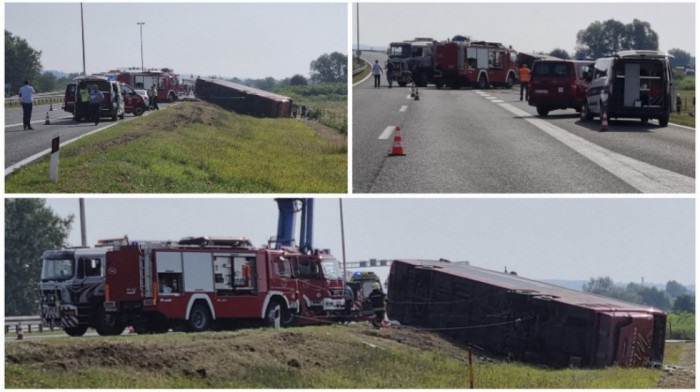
[369,282,386,328]
[19,80,35,130]
[386,61,395,88]
[150,84,160,110]
[88,84,104,126]
[372,60,383,88]
[519,63,530,101]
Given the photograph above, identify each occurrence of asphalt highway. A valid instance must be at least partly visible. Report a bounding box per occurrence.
[353,53,694,193]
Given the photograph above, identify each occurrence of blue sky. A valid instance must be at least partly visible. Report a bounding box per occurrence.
[42,197,695,286]
[5,2,348,79]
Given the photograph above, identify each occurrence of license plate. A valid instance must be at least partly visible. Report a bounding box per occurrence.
[558,87,564,93]
[535,89,548,94]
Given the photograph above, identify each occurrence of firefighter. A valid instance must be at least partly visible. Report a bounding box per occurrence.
[519,63,530,101]
[369,282,386,328]
[150,84,160,110]
[343,284,354,323]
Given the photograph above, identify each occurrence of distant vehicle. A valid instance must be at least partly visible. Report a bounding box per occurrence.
[63,82,76,113]
[528,59,594,116]
[114,67,182,102]
[386,37,439,87]
[434,36,518,89]
[73,76,125,121]
[581,50,674,126]
[119,83,148,116]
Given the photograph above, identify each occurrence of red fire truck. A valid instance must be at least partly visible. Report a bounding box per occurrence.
[103,236,346,333]
[113,67,182,102]
[434,36,518,90]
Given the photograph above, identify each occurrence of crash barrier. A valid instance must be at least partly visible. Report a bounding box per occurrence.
[5,315,51,334]
[353,63,369,77]
[5,92,64,107]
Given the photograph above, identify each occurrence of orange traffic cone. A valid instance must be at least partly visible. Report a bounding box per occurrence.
[600,108,609,132]
[390,126,406,156]
[17,325,24,340]
[44,112,51,125]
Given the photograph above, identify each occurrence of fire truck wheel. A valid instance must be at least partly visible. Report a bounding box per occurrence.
[188,303,211,332]
[265,302,283,328]
[506,75,515,89]
[64,325,89,337]
[477,75,488,90]
[95,310,126,336]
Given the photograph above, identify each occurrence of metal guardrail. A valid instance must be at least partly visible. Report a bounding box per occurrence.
[5,92,64,106]
[5,315,51,334]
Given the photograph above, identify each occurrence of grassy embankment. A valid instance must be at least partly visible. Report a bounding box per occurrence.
[5,102,346,193]
[5,324,685,389]
[352,56,371,84]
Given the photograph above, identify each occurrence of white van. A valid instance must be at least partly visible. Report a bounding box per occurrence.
[580,50,673,126]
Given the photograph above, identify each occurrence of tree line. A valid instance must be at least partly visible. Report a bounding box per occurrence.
[582,276,694,313]
[6,28,347,96]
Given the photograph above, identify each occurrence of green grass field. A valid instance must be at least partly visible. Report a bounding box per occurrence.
[5,325,687,389]
[670,89,695,128]
[5,102,347,193]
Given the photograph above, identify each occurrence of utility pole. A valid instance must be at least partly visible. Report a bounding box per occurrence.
[80,3,86,75]
[356,3,360,60]
[137,22,145,71]
[79,198,87,247]
[339,199,347,280]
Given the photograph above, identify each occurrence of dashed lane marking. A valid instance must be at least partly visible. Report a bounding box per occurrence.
[399,105,408,112]
[379,126,395,140]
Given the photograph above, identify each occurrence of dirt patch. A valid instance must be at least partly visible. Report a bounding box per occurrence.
[656,342,695,388]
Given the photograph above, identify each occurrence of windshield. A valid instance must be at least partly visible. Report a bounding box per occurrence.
[321,259,343,280]
[388,44,410,58]
[41,258,75,281]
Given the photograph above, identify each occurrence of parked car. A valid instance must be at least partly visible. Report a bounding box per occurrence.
[120,83,148,116]
[63,82,77,113]
[134,89,150,107]
[580,50,674,126]
[73,76,125,121]
[528,59,594,116]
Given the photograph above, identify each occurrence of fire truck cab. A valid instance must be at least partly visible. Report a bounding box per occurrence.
[435,37,518,90]
[38,244,123,337]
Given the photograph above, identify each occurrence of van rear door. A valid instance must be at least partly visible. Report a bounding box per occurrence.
[63,83,76,113]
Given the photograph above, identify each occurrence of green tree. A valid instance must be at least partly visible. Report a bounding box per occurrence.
[5,30,42,95]
[310,52,347,83]
[665,280,688,298]
[668,48,692,69]
[36,71,58,93]
[5,199,73,315]
[575,19,658,59]
[672,294,695,314]
[626,19,658,50]
[289,74,308,86]
[549,48,571,59]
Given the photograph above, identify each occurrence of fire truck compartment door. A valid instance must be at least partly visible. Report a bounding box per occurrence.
[156,252,183,272]
[477,48,489,69]
[183,252,214,292]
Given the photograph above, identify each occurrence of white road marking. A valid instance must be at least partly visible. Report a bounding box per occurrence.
[492,100,504,103]
[499,102,694,193]
[406,95,413,99]
[379,126,396,140]
[399,105,408,112]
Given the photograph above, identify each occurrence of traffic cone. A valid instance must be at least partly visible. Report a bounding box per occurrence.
[17,325,24,340]
[129,326,135,334]
[44,112,51,125]
[600,108,609,132]
[390,126,406,156]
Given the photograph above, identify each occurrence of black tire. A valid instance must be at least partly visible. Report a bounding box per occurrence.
[188,303,211,332]
[505,74,515,89]
[536,106,549,117]
[95,309,125,336]
[435,80,444,89]
[658,115,669,127]
[416,72,428,88]
[64,325,89,337]
[580,101,593,121]
[265,302,282,328]
[167,93,176,102]
[133,106,144,116]
[477,75,488,90]
[398,81,407,87]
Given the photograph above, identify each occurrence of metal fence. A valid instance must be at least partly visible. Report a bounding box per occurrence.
[5,315,51,334]
[5,92,64,106]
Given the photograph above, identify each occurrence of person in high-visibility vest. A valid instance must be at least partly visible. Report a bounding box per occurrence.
[519,63,530,101]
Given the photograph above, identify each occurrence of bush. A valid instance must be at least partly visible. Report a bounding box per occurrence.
[666,312,694,340]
